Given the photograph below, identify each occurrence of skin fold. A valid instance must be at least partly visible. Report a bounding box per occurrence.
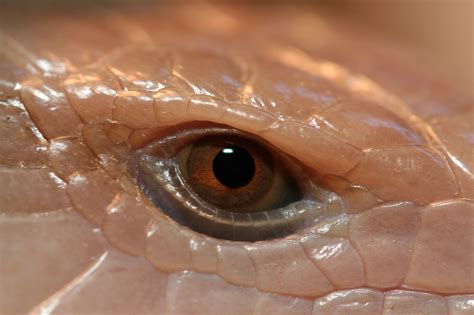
[0,1,473,314]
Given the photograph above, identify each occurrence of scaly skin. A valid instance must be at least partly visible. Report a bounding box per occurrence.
[0,2,473,314]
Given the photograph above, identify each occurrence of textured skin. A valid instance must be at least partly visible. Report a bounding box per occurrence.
[0,2,473,315]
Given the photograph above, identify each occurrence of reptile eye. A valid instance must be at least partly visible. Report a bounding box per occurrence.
[181,136,300,213]
[129,126,332,242]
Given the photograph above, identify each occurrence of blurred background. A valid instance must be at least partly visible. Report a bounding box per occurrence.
[1,0,472,94]
[320,0,473,95]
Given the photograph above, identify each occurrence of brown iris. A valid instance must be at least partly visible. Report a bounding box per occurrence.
[186,136,274,212]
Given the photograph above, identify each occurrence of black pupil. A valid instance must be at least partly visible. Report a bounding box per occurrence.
[212,145,256,188]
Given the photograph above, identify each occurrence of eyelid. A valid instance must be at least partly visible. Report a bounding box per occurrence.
[128,126,334,241]
[67,44,456,206]
[66,47,363,176]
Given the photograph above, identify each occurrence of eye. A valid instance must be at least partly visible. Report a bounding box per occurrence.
[181,135,300,212]
[129,126,335,242]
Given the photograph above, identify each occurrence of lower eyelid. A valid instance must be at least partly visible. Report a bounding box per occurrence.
[66,108,463,298]
[56,123,370,289]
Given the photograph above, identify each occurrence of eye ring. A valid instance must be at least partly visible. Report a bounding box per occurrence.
[128,126,331,242]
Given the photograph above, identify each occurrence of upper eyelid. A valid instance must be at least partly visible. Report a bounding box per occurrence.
[2,12,459,206]
[0,15,432,140]
[59,47,457,207]
[7,44,457,210]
